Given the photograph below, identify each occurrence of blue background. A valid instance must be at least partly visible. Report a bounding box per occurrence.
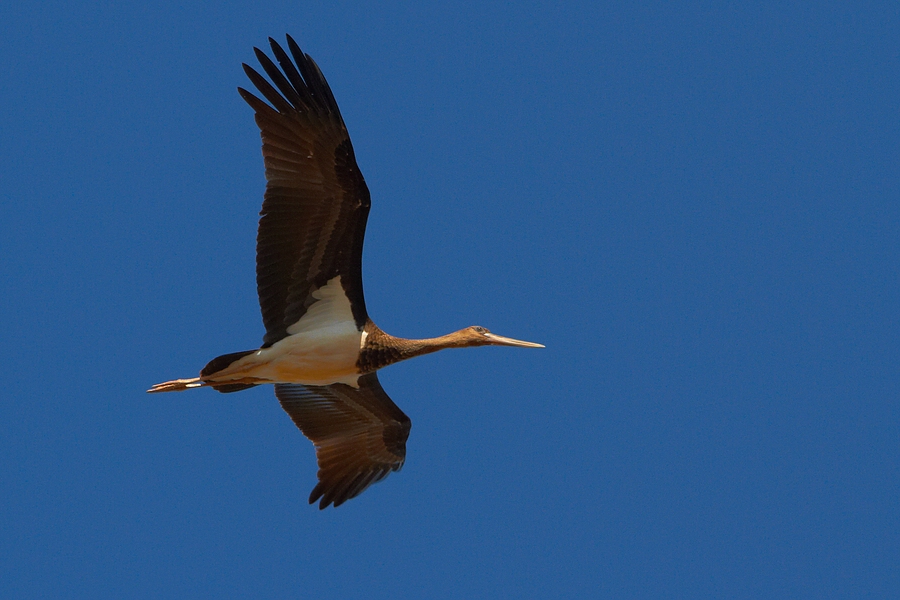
[2,1,898,597]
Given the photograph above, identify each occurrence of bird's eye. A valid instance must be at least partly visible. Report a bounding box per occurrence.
[473,326,487,333]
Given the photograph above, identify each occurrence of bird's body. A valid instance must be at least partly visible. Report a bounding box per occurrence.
[149,36,542,508]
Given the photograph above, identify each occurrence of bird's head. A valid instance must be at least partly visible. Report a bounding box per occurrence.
[456,325,545,348]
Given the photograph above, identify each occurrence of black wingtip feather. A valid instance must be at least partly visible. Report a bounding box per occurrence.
[307,59,340,112]
[285,34,303,60]
[283,36,330,112]
[345,470,381,502]
[254,48,305,110]
[237,86,277,118]
[240,37,344,122]
[331,470,368,507]
[242,63,294,113]
[309,483,324,506]
[269,38,314,107]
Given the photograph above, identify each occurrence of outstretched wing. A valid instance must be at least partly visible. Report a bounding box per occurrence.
[274,373,412,509]
[239,35,371,347]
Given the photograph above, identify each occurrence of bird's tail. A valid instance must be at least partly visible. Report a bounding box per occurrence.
[147,349,260,394]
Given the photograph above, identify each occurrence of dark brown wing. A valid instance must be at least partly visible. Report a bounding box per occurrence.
[239,35,371,347]
[274,373,412,509]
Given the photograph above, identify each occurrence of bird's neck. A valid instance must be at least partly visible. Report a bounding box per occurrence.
[356,322,467,373]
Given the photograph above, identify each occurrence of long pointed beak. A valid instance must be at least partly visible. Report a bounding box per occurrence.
[483,333,545,348]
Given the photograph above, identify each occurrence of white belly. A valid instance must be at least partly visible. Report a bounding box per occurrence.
[210,275,363,386]
[236,325,362,385]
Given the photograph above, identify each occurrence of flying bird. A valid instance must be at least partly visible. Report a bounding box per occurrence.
[148,35,543,509]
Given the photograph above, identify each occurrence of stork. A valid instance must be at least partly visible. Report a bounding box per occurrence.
[149,36,543,508]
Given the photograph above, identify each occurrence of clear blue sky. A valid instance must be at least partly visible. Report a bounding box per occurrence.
[2,1,898,598]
